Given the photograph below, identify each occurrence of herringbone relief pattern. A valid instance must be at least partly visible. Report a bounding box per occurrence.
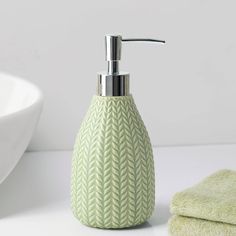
[71,95,155,228]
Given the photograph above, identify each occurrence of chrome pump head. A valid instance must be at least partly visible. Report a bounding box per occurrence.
[97,34,165,96]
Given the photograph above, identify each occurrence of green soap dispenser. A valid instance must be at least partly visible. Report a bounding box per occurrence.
[71,34,165,228]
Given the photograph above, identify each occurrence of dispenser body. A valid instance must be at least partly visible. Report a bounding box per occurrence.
[71,95,155,228]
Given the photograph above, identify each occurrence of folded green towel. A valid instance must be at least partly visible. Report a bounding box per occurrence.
[170,169,236,225]
[169,215,236,236]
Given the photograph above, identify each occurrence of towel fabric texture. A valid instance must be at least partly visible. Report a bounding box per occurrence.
[169,215,236,236]
[169,169,236,236]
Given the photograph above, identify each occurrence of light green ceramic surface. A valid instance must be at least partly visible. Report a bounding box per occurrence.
[71,95,155,228]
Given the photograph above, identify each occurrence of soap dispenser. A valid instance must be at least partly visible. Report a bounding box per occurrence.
[71,34,165,229]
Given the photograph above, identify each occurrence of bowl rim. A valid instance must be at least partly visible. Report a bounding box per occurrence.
[0,72,43,120]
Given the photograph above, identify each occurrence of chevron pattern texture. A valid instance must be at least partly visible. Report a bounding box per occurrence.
[71,95,155,228]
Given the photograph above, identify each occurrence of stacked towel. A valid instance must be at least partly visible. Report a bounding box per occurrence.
[169,170,236,236]
[169,216,236,236]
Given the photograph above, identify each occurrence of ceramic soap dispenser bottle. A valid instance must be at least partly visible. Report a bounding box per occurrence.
[71,34,165,229]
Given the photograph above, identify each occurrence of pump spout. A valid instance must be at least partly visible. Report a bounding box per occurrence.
[105,35,165,76]
[98,34,165,96]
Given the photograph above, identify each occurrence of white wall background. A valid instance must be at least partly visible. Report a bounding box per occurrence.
[0,0,236,151]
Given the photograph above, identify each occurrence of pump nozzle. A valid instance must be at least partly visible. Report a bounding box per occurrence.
[122,38,165,43]
[105,35,165,75]
[98,34,165,96]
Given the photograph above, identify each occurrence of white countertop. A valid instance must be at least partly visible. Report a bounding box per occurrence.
[0,145,236,236]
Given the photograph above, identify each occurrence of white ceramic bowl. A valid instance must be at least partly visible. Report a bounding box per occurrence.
[0,73,43,183]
